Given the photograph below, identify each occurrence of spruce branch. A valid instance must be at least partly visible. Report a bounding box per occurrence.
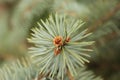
[87,2,120,33]
[0,58,34,80]
[67,69,74,80]
[28,13,94,79]
[75,67,103,80]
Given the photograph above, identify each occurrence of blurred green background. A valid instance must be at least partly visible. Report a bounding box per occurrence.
[0,0,120,80]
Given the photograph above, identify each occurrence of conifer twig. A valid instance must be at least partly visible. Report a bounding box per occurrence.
[67,69,75,80]
[87,2,120,33]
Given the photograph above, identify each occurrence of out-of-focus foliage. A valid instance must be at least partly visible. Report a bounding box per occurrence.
[75,67,102,80]
[0,0,53,61]
[0,57,33,80]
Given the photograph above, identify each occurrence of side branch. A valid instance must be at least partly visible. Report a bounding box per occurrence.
[87,2,120,33]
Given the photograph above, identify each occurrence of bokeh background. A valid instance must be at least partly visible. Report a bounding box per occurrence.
[0,0,120,80]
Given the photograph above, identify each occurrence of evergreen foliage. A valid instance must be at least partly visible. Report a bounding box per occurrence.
[0,0,120,80]
[28,14,94,79]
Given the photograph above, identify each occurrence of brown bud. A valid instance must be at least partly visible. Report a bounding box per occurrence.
[53,36,63,47]
[65,37,70,42]
[54,47,61,56]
